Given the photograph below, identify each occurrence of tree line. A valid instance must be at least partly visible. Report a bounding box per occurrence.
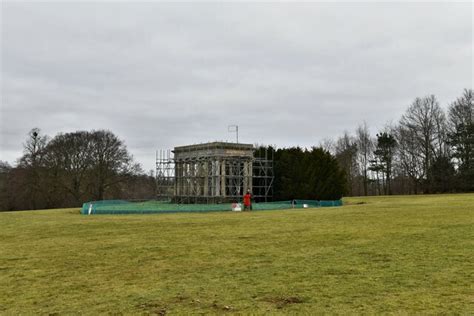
[0,88,471,210]
[257,89,472,200]
[0,130,156,211]
[326,89,473,196]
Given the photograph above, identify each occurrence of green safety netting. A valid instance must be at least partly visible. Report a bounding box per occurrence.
[81,199,342,215]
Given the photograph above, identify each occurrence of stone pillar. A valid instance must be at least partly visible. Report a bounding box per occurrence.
[221,159,226,197]
[175,160,180,197]
[176,161,183,196]
[248,159,253,193]
[189,162,195,197]
[180,161,186,196]
[203,160,209,197]
[184,162,188,197]
[214,160,219,197]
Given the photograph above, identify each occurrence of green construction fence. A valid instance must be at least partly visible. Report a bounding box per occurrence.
[80,199,343,215]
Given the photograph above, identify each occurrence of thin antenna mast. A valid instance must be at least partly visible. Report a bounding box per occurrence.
[228,125,239,143]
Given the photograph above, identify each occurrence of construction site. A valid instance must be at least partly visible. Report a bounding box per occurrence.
[156,141,273,203]
[80,141,342,215]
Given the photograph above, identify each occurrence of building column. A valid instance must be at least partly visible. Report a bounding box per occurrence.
[214,159,219,197]
[175,160,180,197]
[189,162,195,197]
[221,159,226,197]
[203,160,209,197]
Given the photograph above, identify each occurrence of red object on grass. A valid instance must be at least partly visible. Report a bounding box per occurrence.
[243,193,252,206]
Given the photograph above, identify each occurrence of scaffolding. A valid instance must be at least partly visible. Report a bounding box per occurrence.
[155,149,174,200]
[156,142,273,203]
[253,148,274,202]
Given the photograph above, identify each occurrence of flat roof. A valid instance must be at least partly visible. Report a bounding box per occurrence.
[174,141,254,153]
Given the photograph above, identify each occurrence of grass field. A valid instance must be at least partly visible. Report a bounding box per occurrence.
[1,194,473,314]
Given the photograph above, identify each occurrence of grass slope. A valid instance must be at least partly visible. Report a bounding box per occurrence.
[1,194,473,314]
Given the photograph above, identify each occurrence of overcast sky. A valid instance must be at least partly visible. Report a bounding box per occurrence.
[1,1,472,171]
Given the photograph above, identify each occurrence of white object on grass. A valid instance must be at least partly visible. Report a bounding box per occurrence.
[88,204,93,215]
[232,203,242,211]
[303,204,308,208]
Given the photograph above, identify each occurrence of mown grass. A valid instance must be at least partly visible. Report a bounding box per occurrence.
[1,194,473,314]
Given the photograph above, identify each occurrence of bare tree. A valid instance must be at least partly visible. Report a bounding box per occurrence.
[44,131,94,205]
[335,131,358,196]
[18,128,49,209]
[399,95,447,192]
[319,137,336,155]
[88,130,141,200]
[356,122,373,196]
[395,125,425,194]
[42,130,141,205]
[19,128,48,168]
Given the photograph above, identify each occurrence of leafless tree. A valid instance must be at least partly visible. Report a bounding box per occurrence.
[356,122,373,196]
[88,130,141,200]
[395,125,424,193]
[44,131,94,205]
[18,128,49,209]
[19,128,48,168]
[41,130,140,205]
[335,131,358,195]
[319,137,335,155]
[399,95,447,192]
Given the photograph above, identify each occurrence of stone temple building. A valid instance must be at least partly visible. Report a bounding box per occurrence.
[156,142,273,203]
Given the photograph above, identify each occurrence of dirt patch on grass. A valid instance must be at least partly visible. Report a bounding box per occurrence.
[210,301,233,312]
[264,296,305,309]
[172,294,190,303]
[136,302,167,315]
[141,296,234,313]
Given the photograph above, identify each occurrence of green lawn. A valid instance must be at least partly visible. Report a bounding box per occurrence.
[1,194,473,314]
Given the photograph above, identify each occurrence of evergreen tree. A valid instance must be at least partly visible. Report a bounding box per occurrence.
[447,89,474,191]
[273,147,346,200]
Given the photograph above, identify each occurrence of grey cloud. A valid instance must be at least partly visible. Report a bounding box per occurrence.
[1,2,472,171]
